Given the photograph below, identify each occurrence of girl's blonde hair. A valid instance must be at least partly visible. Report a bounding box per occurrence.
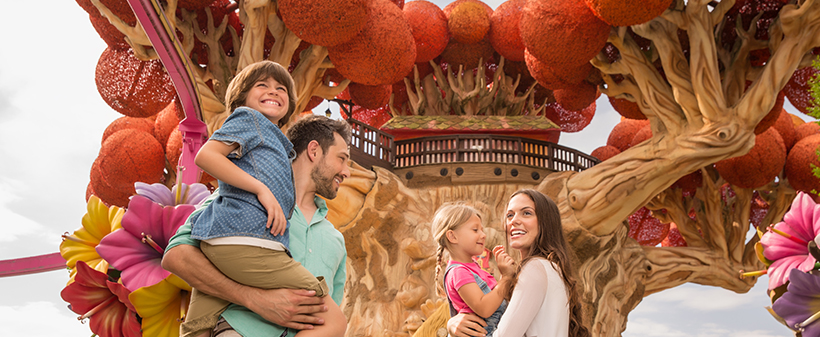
[431,202,481,297]
[224,60,297,127]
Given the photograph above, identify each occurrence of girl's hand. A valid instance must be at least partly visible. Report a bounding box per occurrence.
[493,245,516,277]
[258,188,287,236]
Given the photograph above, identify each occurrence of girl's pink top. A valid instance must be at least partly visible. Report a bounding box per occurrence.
[445,261,498,313]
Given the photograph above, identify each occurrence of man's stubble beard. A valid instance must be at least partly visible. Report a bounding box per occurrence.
[311,156,338,199]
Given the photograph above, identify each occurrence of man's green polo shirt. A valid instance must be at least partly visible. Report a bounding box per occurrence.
[166,191,347,337]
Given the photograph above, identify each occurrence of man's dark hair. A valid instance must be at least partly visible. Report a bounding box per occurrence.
[287,115,352,156]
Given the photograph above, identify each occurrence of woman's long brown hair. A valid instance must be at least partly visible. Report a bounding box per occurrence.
[506,189,589,337]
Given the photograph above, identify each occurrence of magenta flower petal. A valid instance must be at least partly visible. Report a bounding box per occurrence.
[96,195,195,291]
[768,255,817,290]
[772,269,820,335]
[762,229,809,261]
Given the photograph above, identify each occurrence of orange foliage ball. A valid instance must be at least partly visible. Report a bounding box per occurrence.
[795,122,820,142]
[784,66,820,115]
[521,0,610,69]
[443,0,493,18]
[606,118,649,152]
[154,101,181,149]
[440,38,495,69]
[279,0,367,47]
[524,49,593,90]
[96,48,176,118]
[489,0,526,62]
[403,1,450,63]
[101,117,155,145]
[543,100,595,133]
[448,1,490,44]
[785,134,820,193]
[584,0,672,26]
[753,91,785,135]
[166,127,183,170]
[97,129,166,190]
[772,109,797,151]
[348,83,393,109]
[608,96,646,120]
[591,145,620,161]
[328,0,416,86]
[90,159,132,207]
[552,81,597,112]
[629,124,652,148]
[715,128,786,189]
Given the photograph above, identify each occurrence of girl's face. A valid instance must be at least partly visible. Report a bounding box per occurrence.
[245,77,289,124]
[449,214,487,257]
[506,194,539,257]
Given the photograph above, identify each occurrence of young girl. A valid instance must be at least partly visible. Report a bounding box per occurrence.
[182,61,345,337]
[432,203,515,337]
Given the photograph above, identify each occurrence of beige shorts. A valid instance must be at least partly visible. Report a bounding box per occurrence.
[180,242,328,337]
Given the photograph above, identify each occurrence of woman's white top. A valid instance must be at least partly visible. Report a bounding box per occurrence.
[492,258,569,337]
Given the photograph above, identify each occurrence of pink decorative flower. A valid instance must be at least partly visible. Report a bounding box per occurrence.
[135,182,210,206]
[96,195,195,291]
[761,192,820,290]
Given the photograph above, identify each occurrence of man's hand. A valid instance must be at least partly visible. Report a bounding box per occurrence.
[447,312,487,337]
[241,288,328,330]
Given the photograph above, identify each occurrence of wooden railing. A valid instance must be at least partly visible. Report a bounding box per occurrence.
[394,135,598,172]
[348,118,394,170]
[347,121,598,172]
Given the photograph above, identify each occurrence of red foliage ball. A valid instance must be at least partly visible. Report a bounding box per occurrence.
[608,96,646,120]
[352,105,393,128]
[606,119,650,152]
[154,101,181,149]
[88,13,129,50]
[489,0,526,62]
[715,128,786,189]
[90,159,133,208]
[520,0,610,69]
[166,127,183,169]
[279,0,367,47]
[101,116,155,145]
[584,0,672,26]
[403,1,449,63]
[391,80,410,112]
[178,0,216,10]
[348,83,393,109]
[328,0,416,86]
[772,109,797,151]
[552,81,597,112]
[590,145,620,161]
[303,96,324,112]
[785,134,820,193]
[784,66,820,115]
[96,48,176,118]
[661,223,687,247]
[628,207,670,246]
[749,191,769,229]
[190,0,243,65]
[542,100,595,133]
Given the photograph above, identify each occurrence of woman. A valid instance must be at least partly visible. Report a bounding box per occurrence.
[447,189,589,337]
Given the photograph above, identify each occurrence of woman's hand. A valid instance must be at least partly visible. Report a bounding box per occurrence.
[447,312,487,337]
[493,245,516,277]
[257,188,286,236]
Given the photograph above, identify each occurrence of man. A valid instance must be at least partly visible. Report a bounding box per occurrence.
[163,115,352,336]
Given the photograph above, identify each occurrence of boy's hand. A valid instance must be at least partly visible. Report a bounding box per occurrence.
[493,245,516,277]
[258,189,287,236]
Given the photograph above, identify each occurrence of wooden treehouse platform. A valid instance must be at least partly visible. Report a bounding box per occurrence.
[347,118,599,187]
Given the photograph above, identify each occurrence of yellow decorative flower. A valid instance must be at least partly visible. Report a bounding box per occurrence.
[130,273,192,337]
[60,195,125,280]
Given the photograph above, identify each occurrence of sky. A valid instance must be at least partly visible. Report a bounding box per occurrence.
[0,0,811,336]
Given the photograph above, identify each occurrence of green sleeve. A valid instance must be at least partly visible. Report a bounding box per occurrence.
[331,248,347,305]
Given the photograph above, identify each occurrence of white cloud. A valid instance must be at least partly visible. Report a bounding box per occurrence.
[0,178,45,243]
[0,301,95,336]
[625,318,689,337]
[645,285,756,312]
